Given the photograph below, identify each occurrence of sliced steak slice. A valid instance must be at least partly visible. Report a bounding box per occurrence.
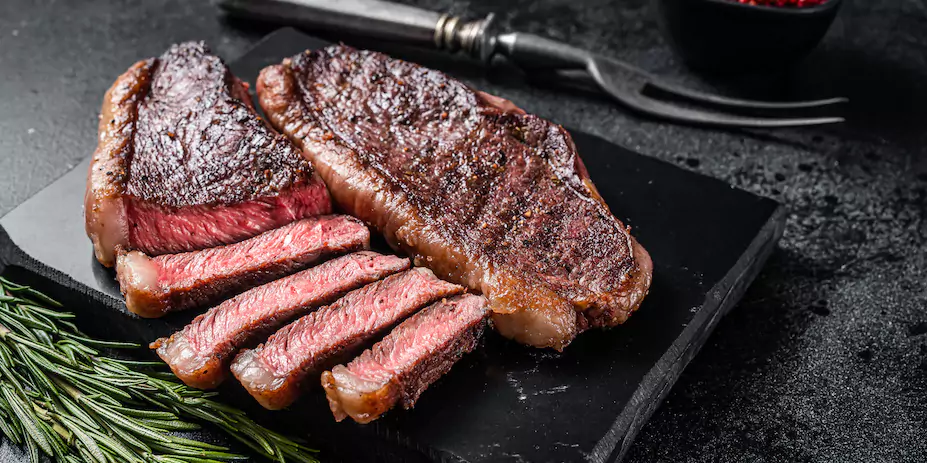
[151,252,409,389]
[322,294,488,424]
[231,268,463,410]
[116,215,369,318]
[257,45,652,351]
[85,41,331,267]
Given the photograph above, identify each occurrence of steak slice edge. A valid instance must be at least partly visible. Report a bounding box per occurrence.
[117,215,370,318]
[151,251,409,389]
[231,267,463,409]
[322,293,489,424]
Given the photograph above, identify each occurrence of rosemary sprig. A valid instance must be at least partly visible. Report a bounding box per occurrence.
[0,276,319,463]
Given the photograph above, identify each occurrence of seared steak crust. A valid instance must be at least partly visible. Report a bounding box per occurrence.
[85,42,331,266]
[257,45,652,350]
[86,59,153,267]
[129,42,309,207]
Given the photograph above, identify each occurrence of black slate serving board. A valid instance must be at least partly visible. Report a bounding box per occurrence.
[0,28,785,463]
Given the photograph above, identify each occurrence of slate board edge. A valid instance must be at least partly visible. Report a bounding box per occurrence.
[0,227,146,341]
[598,205,787,463]
[0,157,130,324]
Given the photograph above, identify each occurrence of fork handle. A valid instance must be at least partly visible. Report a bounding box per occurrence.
[494,32,590,70]
[220,0,499,56]
[221,0,441,45]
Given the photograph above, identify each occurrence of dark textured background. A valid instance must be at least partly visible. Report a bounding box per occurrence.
[1,0,925,462]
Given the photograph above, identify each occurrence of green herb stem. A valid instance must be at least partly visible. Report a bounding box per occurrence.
[0,277,319,463]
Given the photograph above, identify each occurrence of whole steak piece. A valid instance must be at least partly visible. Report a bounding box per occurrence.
[85,42,331,267]
[257,45,653,350]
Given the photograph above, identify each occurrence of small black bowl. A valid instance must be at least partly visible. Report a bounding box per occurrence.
[653,0,842,72]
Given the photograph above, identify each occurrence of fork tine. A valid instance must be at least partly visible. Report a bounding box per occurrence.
[645,79,849,110]
[552,68,848,111]
[582,60,845,128]
[625,96,845,128]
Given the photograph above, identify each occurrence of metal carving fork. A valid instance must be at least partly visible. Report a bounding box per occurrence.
[220,0,847,128]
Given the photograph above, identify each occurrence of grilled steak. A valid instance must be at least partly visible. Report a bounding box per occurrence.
[151,252,409,389]
[85,41,331,267]
[257,45,653,350]
[322,294,488,424]
[116,215,368,318]
[231,268,463,410]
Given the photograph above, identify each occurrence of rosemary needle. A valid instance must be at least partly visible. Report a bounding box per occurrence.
[0,276,319,463]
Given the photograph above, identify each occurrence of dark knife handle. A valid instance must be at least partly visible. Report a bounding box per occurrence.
[221,0,462,49]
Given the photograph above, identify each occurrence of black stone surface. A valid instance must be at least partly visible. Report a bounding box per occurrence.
[0,0,925,462]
